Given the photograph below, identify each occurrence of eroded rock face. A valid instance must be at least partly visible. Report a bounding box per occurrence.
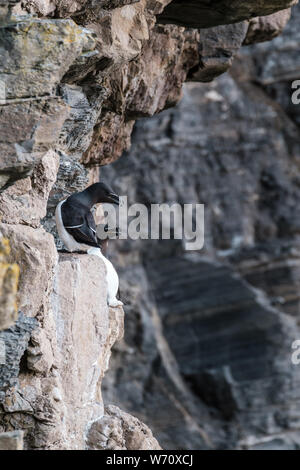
[0,224,58,318]
[0,14,96,191]
[0,18,96,100]
[189,22,248,82]
[48,253,124,449]
[0,151,59,227]
[0,312,37,394]
[244,8,292,45]
[87,405,161,450]
[0,252,125,449]
[2,0,294,182]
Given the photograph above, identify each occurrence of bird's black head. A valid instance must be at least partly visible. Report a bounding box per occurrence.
[84,182,120,205]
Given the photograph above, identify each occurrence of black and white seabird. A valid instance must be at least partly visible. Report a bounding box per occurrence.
[55,182,123,308]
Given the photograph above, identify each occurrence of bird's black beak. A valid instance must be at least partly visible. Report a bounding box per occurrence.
[107,193,120,205]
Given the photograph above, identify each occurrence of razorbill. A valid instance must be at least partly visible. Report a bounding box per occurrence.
[55,182,123,308]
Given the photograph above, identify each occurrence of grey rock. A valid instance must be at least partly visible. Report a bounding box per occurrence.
[0,18,96,100]
[42,151,89,247]
[87,404,161,450]
[0,16,96,190]
[58,84,104,155]
[244,8,292,45]
[0,312,37,393]
[189,22,248,82]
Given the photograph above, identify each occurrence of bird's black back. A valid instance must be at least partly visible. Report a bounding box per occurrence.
[61,197,100,248]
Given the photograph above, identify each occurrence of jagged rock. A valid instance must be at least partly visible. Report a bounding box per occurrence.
[58,84,104,155]
[0,98,67,192]
[82,24,200,165]
[84,2,150,67]
[0,237,19,331]
[30,0,172,20]
[189,22,248,82]
[157,0,298,29]
[45,253,125,449]
[0,253,124,449]
[82,112,136,167]
[0,18,96,100]
[0,224,58,318]
[244,9,292,45]
[1,0,294,176]
[0,15,96,190]
[0,312,37,393]
[87,404,161,450]
[0,430,24,450]
[0,150,59,227]
[238,9,300,86]
[42,151,89,247]
[26,328,54,375]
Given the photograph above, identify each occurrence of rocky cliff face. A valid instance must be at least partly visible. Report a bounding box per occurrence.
[0,0,298,450]
[100,4,300,450]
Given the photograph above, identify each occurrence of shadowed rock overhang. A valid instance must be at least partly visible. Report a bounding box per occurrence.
[157,0,298,28]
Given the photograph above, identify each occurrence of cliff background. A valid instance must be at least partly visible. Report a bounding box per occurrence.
[0,0,300,450]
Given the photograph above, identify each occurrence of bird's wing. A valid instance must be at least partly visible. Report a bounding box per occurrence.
[86,211,97,234]
[66,212,100,248]
[61,201,100,248]
[61,199,84,227]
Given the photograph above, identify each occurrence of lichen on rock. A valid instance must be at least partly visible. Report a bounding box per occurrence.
[0,236,19,331]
